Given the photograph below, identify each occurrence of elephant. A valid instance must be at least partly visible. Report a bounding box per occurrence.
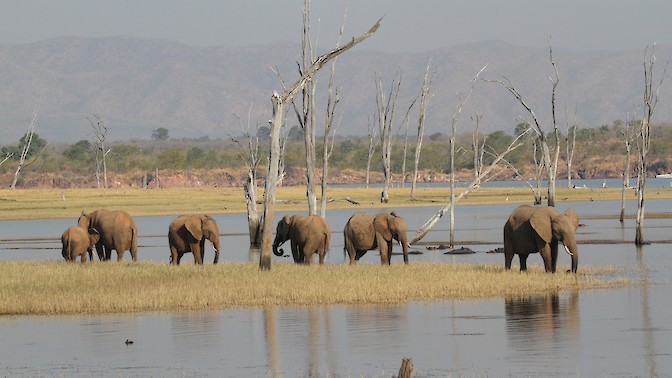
[343,211,409,265]
[168,214,221,265]
[78,209,138,262]
[272,214,330,264]
[503,205,580,273]
[61,226,100,263]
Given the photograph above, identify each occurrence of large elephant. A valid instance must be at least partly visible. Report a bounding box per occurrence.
[503,205,580,273]
[272,214,330,264]
[343,211,409,265]
[168,214,221,265]
[78,209,138,262]
[61,226,100,263]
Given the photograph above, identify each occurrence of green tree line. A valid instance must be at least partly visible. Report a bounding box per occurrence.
[2,121,672,179]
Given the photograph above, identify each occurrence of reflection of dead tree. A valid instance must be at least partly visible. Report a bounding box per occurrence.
[635,45,666,246]
[411,61,434,197]
[10,108,42,189]
[231,109,263,247]
[89,114,110,189]
[258,15,382,270]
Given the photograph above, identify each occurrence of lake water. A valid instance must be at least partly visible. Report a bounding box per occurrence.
[1,195,671,376]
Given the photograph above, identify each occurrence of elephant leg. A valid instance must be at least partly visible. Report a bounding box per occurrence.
[550,240,559,273]
[177,252,184,265]
[169,245,179,265]
[318,250,325,264]
[540,245,553,272]
[81,251,87,264]
[291,243,301,263]
[504,251,514,270]
[191,242,202,264]
[519,253,529,271]
[303,251,312,265]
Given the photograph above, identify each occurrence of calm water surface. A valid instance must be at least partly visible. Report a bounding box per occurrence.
[1,198,671,376]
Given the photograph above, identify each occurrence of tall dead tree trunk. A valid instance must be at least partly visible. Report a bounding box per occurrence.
[258,15,382,270]
[411,61,433,198]
[565,123,577,188]
[231,111,263,247]
[375,72,401,203]
[620,118,633,223]
[635,45,666,246]
[319,9,345,217]
[447,66,485,244]
[89,114,110,189]
[10,109,39,189]
[365,117,377,188]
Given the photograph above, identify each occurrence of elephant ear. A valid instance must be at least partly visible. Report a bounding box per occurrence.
[564,208,580,229]
[185,216,203,240]
[88,228,100,244]
[530,210,553,243]
[373,214,393,241]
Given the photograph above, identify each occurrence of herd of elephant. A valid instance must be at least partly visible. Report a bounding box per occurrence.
[60,204,581,273]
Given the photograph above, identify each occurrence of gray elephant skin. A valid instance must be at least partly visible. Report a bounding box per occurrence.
[272,214,331,264]
[168,214,221,265]
[343,211,409,265]
[503,205,580,273]
[78,209,138,262]
[61,226,100,263]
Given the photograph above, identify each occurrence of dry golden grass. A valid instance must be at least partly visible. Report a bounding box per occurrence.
[0,261,629,315]
[1,185,672,220]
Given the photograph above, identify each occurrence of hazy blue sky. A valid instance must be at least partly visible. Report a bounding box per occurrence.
[1,0,670,52]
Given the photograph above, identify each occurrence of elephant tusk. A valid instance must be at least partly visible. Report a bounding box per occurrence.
[564,244,573,256]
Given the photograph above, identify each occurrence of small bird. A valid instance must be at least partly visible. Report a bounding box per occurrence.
[125,339,134,345]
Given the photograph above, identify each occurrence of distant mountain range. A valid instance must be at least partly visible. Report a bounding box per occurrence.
[1,36,670,143]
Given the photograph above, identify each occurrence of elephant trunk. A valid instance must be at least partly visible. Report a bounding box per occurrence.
[272,234,286,257]
[212,234,221,264]
[565,240,578,273]
[399,234,409,264]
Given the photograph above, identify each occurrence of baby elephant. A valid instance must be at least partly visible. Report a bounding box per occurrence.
[61,226,100,263]
[168,214,221,265]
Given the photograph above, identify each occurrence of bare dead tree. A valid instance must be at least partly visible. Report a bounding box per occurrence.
[365,116,377,188]
[319,5,346,218]
[375,71,402,203]
[619,117,634,223]
[0,152,11,168]
[374,72,417,203]
[230,109,263,247]
[258,15,382,270]
[635,45,667,246]
[89,114,110,189]
[483,44,562,206]
[470,112,486,189]
[410,129,528,244]
[400,114,409,188]
[411,60,434,197]
[10,108,40,189]
[565,116,578,188]
[447,66,486,244]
